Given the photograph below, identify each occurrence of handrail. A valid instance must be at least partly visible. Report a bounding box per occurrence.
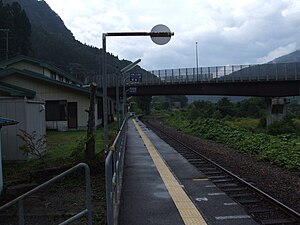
[0,163,93,225]
[105,118,128,225]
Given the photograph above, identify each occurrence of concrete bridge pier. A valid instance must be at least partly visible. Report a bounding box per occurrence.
[266,97,287,126]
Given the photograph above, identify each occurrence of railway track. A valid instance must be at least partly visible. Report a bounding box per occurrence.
[143,119,300,225]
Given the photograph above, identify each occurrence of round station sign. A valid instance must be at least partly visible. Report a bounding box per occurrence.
[150,24,172,45]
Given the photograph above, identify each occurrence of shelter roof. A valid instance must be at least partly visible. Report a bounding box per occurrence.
[0,117,19,127]
[0,81,36,98]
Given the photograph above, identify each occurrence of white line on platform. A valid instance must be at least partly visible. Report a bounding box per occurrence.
[208,193,226,196]
[205,185,216,188]
[224,202,238,206]
[215,215,251,220]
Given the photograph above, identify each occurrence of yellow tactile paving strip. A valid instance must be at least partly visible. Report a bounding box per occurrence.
[133,119,207,225]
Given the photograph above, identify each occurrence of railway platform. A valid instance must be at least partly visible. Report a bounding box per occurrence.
[118,118,259,225]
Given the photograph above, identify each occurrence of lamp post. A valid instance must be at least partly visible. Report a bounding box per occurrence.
[102,24,173,155]
[102,25,173,225]
[122,76,132,120]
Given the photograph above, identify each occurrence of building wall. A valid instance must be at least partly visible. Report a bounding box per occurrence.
[7,61,72,84]
[0,98,46,161]
[8,62,45,76]
[0,75,101,130]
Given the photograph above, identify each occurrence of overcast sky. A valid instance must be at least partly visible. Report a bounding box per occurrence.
[45,0,300,70]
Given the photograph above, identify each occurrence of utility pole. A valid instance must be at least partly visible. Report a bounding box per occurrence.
[196,41,199,75]
[86,82,97,159]
[0,29,9,60]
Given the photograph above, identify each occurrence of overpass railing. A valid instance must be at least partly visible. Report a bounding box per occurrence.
[146,62,300,85]
[87,62,300,87]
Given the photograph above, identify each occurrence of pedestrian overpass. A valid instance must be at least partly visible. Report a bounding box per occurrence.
[96,62,300,125]
[106,62,300,97]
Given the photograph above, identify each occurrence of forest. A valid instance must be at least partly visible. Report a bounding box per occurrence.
[0,1,31,59]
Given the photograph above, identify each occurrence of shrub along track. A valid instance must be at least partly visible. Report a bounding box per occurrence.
[143,118,300,219]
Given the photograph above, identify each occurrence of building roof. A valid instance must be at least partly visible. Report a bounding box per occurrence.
[0,68,102,97]
[0,117,19,127]
[0,55,83,85]
[0,81,36,98]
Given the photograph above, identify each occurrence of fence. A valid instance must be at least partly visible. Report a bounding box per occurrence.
[147,62,300,85]
[105,118,128,225]
[0,163,92,225]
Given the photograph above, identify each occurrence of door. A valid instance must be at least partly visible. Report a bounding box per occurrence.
[67,102,78,129]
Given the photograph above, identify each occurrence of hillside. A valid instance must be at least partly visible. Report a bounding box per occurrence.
[2,0,139,81]
[270,50,300,63]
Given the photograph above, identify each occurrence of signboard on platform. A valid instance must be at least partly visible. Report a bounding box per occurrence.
[130,73,142,83]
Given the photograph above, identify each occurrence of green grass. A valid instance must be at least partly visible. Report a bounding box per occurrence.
[3,122,117,183]
[1,124,114,224]
[164,113,300,171]
[225,118,260,130]
[46,122,117,163]
[293,118,300,127]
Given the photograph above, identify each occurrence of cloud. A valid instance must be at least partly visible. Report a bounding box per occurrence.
[45,0,300,69]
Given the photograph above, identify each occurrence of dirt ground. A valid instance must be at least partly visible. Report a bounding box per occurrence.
[0,163,106,225]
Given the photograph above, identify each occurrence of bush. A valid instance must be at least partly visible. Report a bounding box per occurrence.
[164,116,300,171]
[18,129,47,162]
[267,119,298,135]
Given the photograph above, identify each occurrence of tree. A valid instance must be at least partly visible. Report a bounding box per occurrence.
[217,97,234,117]
[187,100,216,119]
[135,96,152,115]
[166,95,188,108]
[235,97,265,118]
[0,1,31,60]
[152,96,170,110]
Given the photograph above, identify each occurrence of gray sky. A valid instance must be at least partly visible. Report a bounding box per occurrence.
[45,0,300,70]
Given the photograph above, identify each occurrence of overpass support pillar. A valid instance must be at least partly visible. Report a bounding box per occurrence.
[266,97,287,126]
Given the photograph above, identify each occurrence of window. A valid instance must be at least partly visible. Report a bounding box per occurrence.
[50,71,57,80]
[45,100,67,121]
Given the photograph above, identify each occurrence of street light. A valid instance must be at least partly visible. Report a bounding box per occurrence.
[120,59,141,73]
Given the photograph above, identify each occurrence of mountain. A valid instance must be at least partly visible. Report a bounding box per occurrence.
[3,0,73,39]
[270,50,300,63]
[1,0,141,81]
